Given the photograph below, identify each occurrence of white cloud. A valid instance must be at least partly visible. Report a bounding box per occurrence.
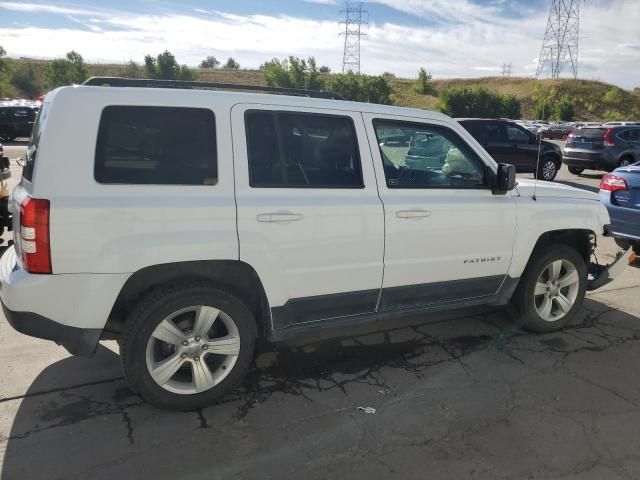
[0,1,638,89]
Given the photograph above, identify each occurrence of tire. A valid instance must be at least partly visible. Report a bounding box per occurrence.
[536,156,559,181]
[615,238,640,255]
[568,166,584,175]
[120,283,257,411]
[510,245,587,333]
[619,157,633,168]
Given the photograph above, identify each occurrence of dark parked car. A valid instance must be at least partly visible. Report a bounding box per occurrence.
[457,119,563,181]
[538,124,573,140]
[564,126,640,175]
[599,162,640,254]
[0,105,38,141]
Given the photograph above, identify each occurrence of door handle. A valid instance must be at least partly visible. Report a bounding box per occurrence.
[396,209,431,219]
[257,212,303,223]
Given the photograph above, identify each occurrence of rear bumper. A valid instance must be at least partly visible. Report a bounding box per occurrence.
[0,246,130,356]
[563,151,616,170]
[2,300,101,356]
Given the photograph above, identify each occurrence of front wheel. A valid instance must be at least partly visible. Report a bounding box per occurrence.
[120,284,257,410]
[537,157,559,181]
[510,245,587,332]
[568,166,584,175]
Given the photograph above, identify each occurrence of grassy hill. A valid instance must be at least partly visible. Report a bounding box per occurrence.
[15,59,640,121]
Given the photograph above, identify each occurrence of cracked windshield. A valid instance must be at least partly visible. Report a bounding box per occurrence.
[0,0,639,479]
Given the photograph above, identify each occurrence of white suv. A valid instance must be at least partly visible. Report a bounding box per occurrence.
[0,78,629,410]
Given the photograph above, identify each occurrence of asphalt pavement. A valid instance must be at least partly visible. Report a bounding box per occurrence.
[1,140,639,480]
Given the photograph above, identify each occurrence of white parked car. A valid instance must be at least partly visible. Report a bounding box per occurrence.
[1,78,630,410]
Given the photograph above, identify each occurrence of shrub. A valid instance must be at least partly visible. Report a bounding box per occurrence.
[439,86,519,118]
[326,72,392,104]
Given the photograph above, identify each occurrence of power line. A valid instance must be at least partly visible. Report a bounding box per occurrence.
[340,2,368,74]
[535,0,583,79]
[502,62,512,77]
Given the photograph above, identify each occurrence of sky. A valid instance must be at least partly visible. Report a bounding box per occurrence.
[0,0,639,89]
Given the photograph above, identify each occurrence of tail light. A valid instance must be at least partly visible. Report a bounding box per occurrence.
[603,128,616,147]
[19,197,51,274]
[599,174,628,192]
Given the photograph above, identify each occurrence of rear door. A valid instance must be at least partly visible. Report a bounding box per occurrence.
[232,104,385,330]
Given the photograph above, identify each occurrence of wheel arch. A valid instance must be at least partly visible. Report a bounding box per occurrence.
[103,260,271,340]
[520,229,593,278]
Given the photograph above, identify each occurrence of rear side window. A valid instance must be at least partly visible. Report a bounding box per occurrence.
[95,106,217,185]
[245,110,363,188]
[23,103,50,182]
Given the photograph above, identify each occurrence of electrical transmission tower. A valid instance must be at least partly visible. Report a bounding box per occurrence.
[502,63,512,77]
[535,0,582,79]
[340,2,367,74]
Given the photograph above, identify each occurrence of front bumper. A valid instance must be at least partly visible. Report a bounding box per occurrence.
[2,300,101,356]
[587,247,633,291]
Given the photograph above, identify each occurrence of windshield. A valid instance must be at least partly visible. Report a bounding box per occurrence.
[22,102,50,182]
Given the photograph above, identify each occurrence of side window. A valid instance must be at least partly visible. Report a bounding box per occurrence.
[95,106,217,185]
[13,109,28,118]
[486,123,504,143]
[506,125,531,143]
[628,130,640,141]
[373,120,487,189]
[246,110,363,188]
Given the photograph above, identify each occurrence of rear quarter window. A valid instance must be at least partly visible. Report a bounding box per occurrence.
[95,106,217,185]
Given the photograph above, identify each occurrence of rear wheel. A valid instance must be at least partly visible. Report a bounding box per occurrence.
[510,245,587,332]
[619,157,633,168]
[537,157,559,181]
[120,284,257,410]
[568,166,584,175]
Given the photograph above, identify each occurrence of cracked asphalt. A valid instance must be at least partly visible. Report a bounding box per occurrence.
[1,142,640,480]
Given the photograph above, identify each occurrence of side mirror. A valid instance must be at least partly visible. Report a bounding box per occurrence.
[493,163,516,194]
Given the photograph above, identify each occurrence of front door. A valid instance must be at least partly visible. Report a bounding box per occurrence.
[232,104,385,330]
[503,123,540,172]
[363,114,517,311]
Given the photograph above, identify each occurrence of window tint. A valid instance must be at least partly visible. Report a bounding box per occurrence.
[624,129,640,141]
[506,125,531,143]
[246,111,363,188]
[95,106,217,185]
[374,120,486,189]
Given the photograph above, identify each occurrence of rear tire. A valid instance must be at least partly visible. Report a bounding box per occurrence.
[510,245,587,333]
[568,166,584,175]
[120,283,257,411]
[619,157,633,168]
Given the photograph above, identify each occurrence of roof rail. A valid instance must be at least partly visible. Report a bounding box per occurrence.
[82,77,344,100]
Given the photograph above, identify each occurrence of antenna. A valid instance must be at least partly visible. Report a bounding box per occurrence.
[340,2,368,74]
[532,100,546,201]
[535,0,583,79]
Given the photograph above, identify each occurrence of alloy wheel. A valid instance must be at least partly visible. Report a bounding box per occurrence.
[542,160,557,180]
[145,305,241,394]
[533,259,580,322]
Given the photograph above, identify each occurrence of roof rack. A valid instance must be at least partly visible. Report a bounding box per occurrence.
[82,77,344,100]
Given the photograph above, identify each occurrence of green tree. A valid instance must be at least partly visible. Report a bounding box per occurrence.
[199,56,220,69]
[553,97,574,121]
[532,100,551,120]
[10,62,42,98]
[46,50,88,87]
[603,87,624,105]
[325,72,392,105]
[123,60,143,79]
[414,67,434,95]
[501,95,521,119]
[0,46,14,97]
[143,51,197,80]
[262,56,323,90]
[223,57,240,70]
[319,65,331,73]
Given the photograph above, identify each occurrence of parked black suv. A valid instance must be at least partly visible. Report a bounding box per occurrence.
[458,119,563,181]
[0,105,38,141]
[563,126,640,174]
